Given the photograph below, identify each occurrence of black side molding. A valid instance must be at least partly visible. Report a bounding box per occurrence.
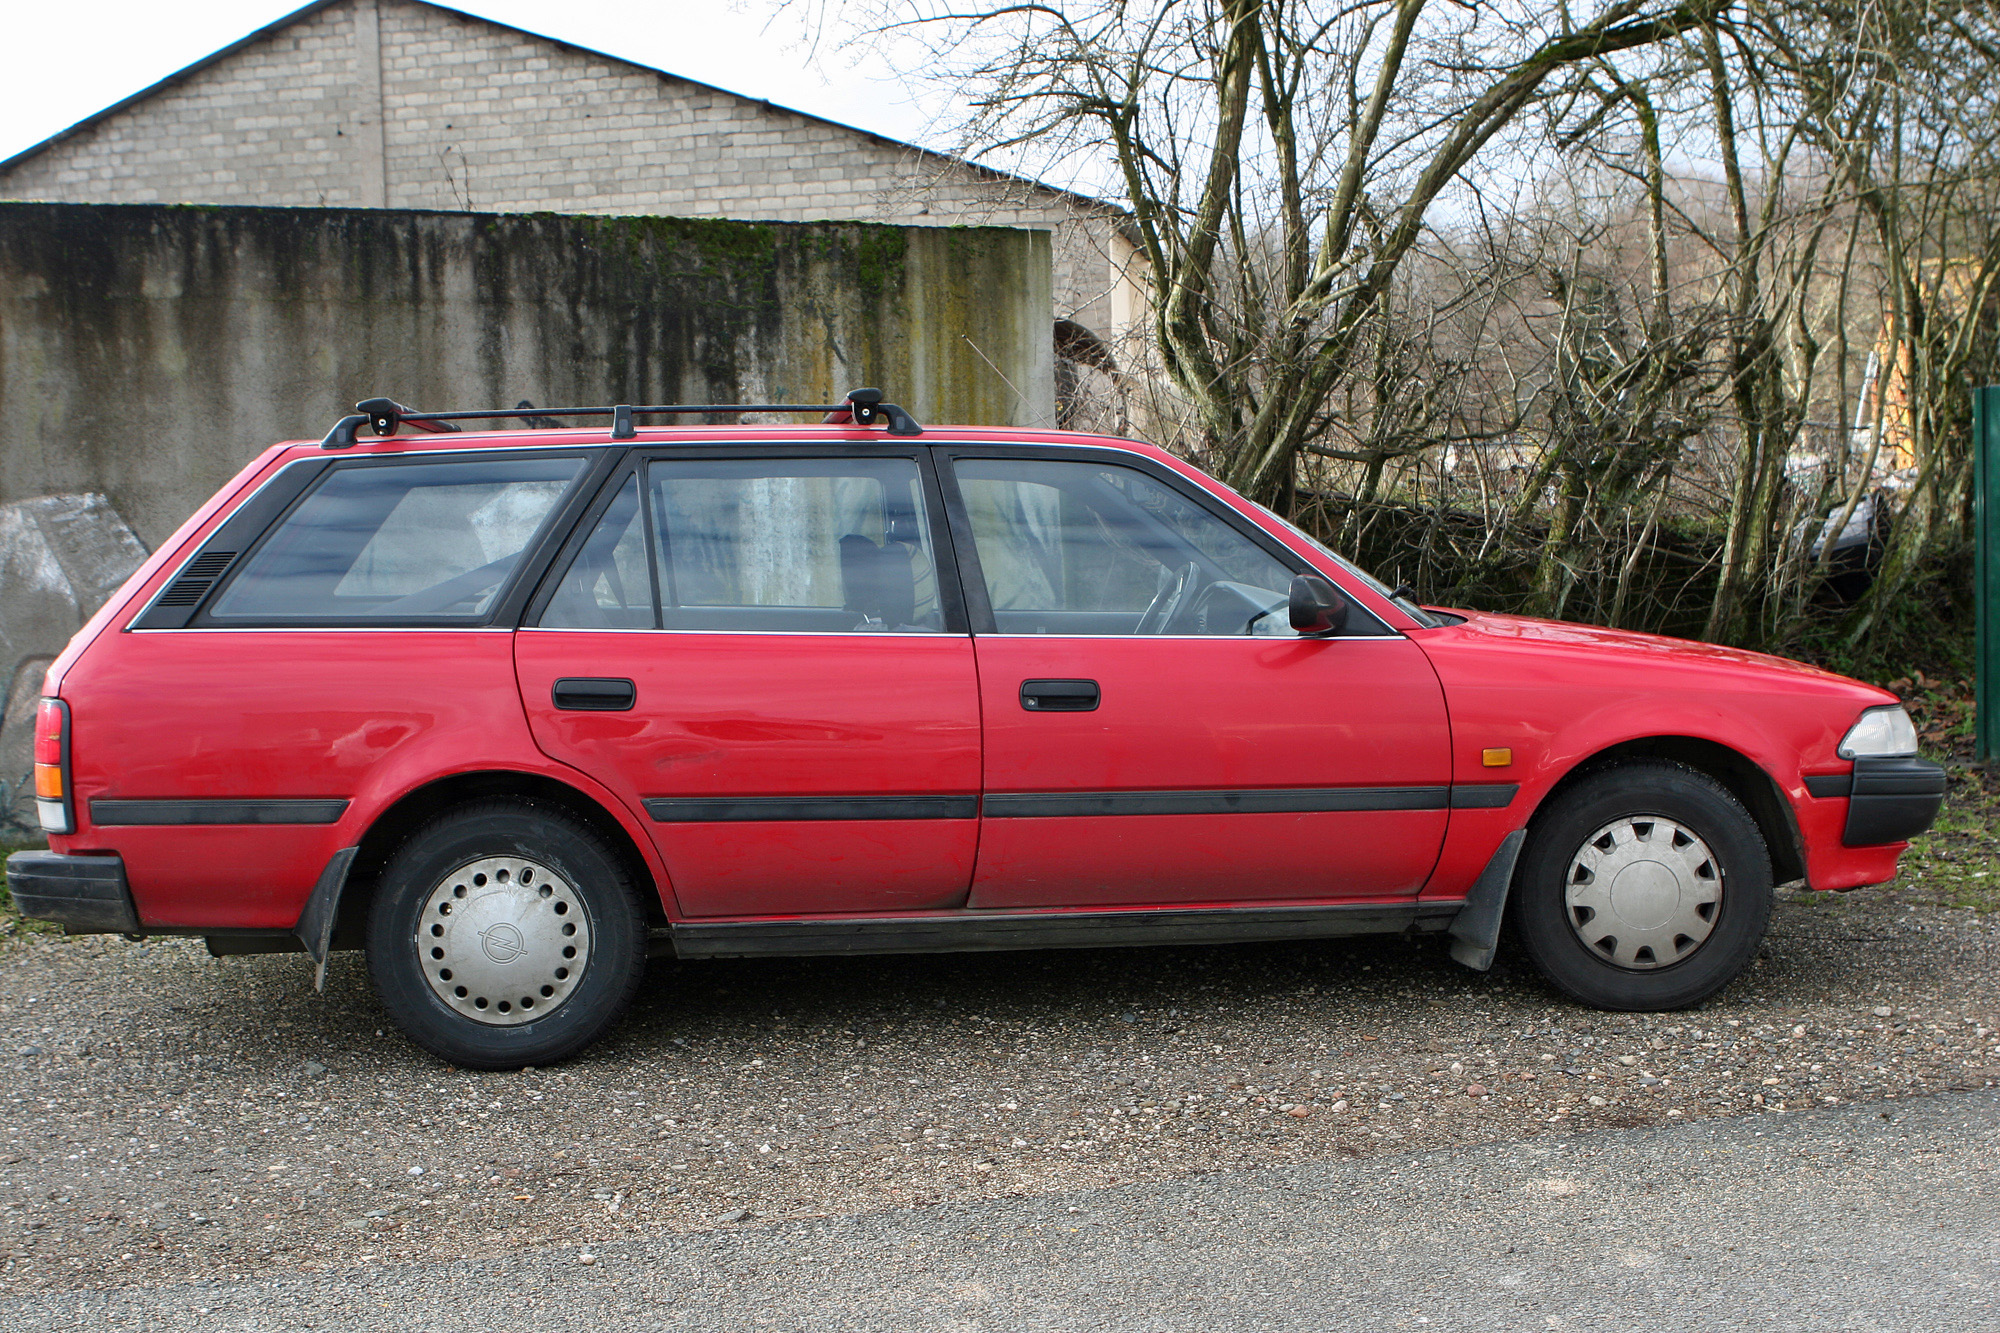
[984,787,1452,818]
[647,796,977,822]
[90,799,350,826]
[1449,784,1518,809]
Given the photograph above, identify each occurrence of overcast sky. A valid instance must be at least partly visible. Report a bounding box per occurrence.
[0,0,945,165]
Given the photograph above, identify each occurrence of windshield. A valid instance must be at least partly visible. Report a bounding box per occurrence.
[1247,501,1445,629]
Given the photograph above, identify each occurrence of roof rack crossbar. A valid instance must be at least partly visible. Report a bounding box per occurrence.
[321,388,923,448]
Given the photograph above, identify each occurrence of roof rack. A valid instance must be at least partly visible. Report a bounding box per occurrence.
[320,387,923,449]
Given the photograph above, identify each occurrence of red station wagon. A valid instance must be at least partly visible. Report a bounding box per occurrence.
[7,390,1946,1067]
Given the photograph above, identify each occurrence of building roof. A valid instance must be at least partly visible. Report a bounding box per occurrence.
[0,0,1118,214]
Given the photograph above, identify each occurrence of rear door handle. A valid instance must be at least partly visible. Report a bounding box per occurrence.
[553,677,637,711]
[1020,679,1099,712]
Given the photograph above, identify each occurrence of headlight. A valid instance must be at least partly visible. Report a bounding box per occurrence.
[1837,705,1918,759]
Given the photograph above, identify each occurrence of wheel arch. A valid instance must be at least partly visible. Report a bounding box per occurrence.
[331,770,666,949]
[1533,736,1805,885]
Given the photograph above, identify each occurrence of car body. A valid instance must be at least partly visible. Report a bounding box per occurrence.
[7,391,1947,1066]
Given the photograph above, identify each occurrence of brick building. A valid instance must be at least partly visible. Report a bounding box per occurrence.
[0,0,1139,418]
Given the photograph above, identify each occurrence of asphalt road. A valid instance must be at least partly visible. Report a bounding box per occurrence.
[2,1087,1994,1331]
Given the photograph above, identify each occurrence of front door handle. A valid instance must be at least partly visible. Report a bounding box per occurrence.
[1020,679,1100,712]
[553,677,637,711]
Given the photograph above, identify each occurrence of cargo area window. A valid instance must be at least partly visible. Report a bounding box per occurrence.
[206,455,587,623]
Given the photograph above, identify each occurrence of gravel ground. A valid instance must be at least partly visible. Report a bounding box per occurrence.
[4,1086,1995,1331]
[0,883,1995,1300]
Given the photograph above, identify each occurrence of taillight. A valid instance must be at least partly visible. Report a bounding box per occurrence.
[33,698,72,834]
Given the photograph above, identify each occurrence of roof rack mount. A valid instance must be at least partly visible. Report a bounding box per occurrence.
[320,387,922,448]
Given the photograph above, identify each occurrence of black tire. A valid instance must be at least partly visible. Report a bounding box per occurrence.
[366,799,646,1068]
[1511,761,1772,1011]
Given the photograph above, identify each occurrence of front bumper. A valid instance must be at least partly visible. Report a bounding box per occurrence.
[1807,756,1948,847]
[4,851,139,934]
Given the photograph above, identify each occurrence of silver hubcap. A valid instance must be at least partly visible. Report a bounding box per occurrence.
[1564,816,1721,970]
[416,855,591,1026]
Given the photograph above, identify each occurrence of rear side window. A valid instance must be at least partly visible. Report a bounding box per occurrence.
[539,457,945,633]
[208,456,586,623]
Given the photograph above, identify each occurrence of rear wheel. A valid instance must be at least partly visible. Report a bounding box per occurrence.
[1512,762,1772,1011]
[367,799,646,1068]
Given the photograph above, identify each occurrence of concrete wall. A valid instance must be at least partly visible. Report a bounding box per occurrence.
[0,202,1054,549]
[0,0,1140,355]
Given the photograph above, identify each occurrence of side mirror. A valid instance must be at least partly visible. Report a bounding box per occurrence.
[1289,574,1350,635]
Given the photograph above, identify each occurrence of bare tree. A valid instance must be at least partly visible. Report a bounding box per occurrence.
[850,0,1727,509]
[1768,0,2000,650]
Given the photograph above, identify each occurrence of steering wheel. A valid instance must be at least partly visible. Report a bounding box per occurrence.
[1136,561,1200,634]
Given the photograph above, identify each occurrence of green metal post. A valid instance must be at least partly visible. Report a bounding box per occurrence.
[1979,386,2000,760]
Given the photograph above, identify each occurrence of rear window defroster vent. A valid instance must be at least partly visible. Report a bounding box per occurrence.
[156,551,237,607]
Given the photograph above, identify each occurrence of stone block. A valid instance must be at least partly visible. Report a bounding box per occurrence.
[0,495,147,836]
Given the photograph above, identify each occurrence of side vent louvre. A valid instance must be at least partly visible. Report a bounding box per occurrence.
[155,551,237,607]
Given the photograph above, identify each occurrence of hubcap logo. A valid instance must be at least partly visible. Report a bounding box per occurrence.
[479,921,527,965]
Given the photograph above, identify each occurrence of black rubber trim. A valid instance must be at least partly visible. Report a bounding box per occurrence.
[646,796,978,822]
[983,786,1450,818]
[1804,772,1852,798]
[2,851,139,934]
[672,902,1461,958]
[1850,755,1948,797]
[1844,755,1947,846]
[129,457,333,630]
[90,799,350,826]
[1449,784,1519,809]
[205,934,307,956]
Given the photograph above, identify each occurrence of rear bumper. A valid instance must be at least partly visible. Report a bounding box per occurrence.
[1807,756,1948,847]
[4,851,139,934]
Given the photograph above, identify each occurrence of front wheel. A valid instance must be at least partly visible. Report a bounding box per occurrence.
[1511,762,1772,1011]
[367,799,647,1068]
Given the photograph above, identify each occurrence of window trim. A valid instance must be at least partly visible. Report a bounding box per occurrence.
[163,447,619,631]
[524,444,973,636]
[935,445,1394,638]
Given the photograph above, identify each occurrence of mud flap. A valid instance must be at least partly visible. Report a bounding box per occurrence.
[293,846,358,991]
[1446,829,1524,972]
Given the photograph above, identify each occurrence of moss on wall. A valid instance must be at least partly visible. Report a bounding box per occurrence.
[0,203,1053,546]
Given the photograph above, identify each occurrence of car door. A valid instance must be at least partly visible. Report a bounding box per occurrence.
[515,447,981,918]
[944,450,1452,909]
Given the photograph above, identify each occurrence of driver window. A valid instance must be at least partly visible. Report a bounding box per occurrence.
[542,457,947,633]
[953,458,1298,635]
